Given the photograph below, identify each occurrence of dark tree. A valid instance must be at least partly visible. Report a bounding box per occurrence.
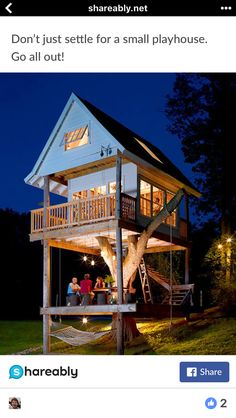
[0,209,42,319]
[166,74,236,234]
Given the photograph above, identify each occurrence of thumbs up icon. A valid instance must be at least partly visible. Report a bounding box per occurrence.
[205,398,217,409]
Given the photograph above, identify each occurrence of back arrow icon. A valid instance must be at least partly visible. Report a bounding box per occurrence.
[5,2,13,14]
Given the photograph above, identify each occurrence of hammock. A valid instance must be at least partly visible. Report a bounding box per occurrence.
[50,324,111,346]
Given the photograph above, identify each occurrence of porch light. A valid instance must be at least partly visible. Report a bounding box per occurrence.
[100,145,112,157]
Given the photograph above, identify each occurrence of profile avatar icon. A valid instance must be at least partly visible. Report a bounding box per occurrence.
[9,397,21,409]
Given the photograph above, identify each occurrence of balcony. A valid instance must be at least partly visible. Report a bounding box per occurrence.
[31,193,136,234]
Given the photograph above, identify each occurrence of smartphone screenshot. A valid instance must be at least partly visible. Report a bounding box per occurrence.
[0,1,235,416]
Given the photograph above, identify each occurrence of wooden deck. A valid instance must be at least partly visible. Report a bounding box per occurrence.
[40,303,137,315]
[31,193,136,234]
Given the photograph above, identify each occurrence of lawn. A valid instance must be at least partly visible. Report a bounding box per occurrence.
[0,309,236,355]
[0,320,43,354]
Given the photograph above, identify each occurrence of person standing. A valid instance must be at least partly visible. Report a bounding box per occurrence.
[80,273,93,305]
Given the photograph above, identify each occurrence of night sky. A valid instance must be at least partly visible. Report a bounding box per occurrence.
[0,73,194,213]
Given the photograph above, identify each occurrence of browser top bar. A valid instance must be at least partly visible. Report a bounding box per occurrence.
[0,1,235,16]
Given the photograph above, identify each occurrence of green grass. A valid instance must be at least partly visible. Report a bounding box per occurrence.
[1,310,236,355]
[0,320,43,354]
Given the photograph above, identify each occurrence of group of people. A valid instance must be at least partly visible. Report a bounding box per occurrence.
[67,274,105,306]
[67,273,137,306]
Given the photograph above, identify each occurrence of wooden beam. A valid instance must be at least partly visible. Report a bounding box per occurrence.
[40,304,136,315]
[49,174,67,186]
[43,176,51,354]
[144,245,186,253]
[43,176,50,231]
[30,220,117,242]
[118,219,191,248]
[48,239,100,255]
[43,239,51,354]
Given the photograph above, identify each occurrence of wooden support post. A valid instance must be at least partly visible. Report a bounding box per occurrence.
[43,176,50,230]
[184,248,190,284]
[184,193,190,285]
[43,240,51,354]
[43,176,51,354]
[116,154,124,355]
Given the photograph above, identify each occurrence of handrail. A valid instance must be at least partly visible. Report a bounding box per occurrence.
[31,194,117,233]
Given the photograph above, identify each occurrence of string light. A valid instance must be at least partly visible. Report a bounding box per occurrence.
[218,244,223,249]
[91,259,95,266]
[82,317,88,324]
[83,255,87,261]
[226,238,232,243]
[112,255,116,260]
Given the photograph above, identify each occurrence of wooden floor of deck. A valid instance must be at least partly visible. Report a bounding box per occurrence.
[40,303,136,316]
[40,303,203,318]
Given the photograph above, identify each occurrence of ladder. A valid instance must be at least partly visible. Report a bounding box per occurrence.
[138,258,153,304]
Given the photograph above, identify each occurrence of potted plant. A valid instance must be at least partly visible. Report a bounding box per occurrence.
[104,274,115,289]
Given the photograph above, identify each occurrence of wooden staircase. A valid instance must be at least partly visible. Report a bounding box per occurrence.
[138,258,154,303]
[138,259,194,306]
[161,286,193,306]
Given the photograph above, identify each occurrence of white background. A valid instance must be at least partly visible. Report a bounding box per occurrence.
[0,17,235,72]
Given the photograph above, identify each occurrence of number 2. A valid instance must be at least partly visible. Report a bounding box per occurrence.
[220,399,227,408]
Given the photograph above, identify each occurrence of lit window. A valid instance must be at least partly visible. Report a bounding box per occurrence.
[73,190,88,200]
[109,182,116,194]
[108,182,123,194]
[90,186,106,197]
[64,125,88,150]
[139,179,176,227]
[166,191,176,227]
[152,186,164,215]
[140,180,151,216]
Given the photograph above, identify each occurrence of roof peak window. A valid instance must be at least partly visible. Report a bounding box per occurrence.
[64,125,88,151]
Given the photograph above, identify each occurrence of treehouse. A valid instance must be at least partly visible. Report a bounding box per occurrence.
[25,93,200,354]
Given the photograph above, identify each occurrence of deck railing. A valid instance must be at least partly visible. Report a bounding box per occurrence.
[120,193,136,221]
[31,193,137,233]
[31,193,187,236]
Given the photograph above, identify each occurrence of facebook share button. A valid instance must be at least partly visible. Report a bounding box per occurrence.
[180,362,229,382]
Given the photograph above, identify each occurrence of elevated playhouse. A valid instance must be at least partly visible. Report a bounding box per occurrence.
[25,93,200,353]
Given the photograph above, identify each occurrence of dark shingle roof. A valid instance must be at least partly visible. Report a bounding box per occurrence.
[78,95,199,195]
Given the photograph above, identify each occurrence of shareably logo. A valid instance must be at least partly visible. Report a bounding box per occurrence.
[9,365,24,379]
[9,365,78,379]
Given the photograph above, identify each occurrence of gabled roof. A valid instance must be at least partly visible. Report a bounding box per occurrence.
[25,92,199,197]
[77,95,199,196]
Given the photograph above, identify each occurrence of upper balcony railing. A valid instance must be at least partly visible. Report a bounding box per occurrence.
[31,192,187,239]
[31,193,136,233]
